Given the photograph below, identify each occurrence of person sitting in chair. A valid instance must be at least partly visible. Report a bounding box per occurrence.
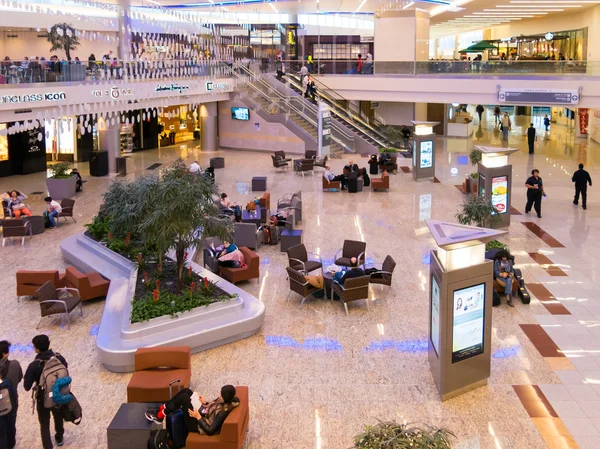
[2,190,32,218]
[334,257,365,285]
[324,165,347,190]
[494,249,517,307]
[220,193,242,222]
[146,385,239,436]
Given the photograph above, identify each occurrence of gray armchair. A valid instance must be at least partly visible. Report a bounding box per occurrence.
[335,240,366,268]
[277,191,301,209]
[278,196,302,224]
[203,237,223,273]
[234,223,263,250]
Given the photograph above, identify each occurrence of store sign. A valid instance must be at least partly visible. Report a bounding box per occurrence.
[545,32,554,41]
[155,83,190,94]
[91,86,136,100]
[0,92,66,105]
[499,88,579,105]
[206,81,229,91]
[579,108,589,135]
[452,283,485,364]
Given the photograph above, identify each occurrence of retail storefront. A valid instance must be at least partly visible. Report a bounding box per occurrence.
[490,28,587,61]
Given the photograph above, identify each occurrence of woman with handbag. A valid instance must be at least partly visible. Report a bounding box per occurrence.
[2,190,32,218]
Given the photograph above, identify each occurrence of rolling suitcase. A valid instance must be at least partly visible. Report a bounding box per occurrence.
[166,379,188,449]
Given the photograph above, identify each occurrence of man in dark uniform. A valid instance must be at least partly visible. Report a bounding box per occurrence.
[525,169,545,218]
[527,123,536,154]
[572,163,592,210]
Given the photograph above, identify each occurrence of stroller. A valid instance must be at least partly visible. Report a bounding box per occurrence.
[486,248,530,306]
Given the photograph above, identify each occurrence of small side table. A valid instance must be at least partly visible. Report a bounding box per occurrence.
[241,209,262,226]
[280,229,303,252]
[107,402,161,449]
[252,176,267,191]
[210,157,225,169]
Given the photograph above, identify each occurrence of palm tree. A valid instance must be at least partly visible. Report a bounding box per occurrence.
[47,23,80,61]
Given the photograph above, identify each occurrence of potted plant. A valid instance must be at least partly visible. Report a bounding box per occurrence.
[47,23,80,61]
[46,161,77,200]
[464,148,483,194]
[455,194,500,228]
[354,421,454,449]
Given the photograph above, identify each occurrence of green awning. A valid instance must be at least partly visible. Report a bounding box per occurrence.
[458,42,498,53]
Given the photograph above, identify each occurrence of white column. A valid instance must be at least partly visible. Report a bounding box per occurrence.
[374,10,430,63]
[118,0,132,61]
[200,103,218,151]
[99,122,120,173]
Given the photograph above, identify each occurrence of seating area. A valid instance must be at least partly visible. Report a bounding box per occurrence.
[16,267,110,302]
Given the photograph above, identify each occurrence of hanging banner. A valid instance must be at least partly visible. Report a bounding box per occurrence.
[578,108,589,136]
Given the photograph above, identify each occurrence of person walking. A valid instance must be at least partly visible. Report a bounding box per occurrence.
[23,335,68,449]
[0,341,22,413]
[299,64,308,86]
[525,169,545,218]
[572,163,592,210]
[501,113,511,141]
[356,54,363,74]
[476,105,484,123]
[543,114,550,131]
[494,105,501,125]
[527,123,536,154]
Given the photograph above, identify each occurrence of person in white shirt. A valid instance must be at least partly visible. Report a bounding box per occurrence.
[324,165,347,189]
[44,196,62,229]
[300,64,308,86]
[501,113,511,141]
[364,52,373,74]
[189,161,202,173]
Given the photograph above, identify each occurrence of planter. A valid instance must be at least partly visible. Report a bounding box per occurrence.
[470,178,478,194]
[46,175,77,200]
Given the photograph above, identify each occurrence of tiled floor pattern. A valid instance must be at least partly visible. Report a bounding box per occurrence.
[2,111,600,448]
[522,222,566,248]
[529,252,569,276]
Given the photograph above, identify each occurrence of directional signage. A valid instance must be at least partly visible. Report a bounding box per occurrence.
[498,88,579,105]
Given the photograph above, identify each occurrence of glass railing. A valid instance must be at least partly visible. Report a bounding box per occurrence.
[0,59,236,84]
[270,59,595,76]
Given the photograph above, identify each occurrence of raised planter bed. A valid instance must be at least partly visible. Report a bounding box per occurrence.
[61,232,266,373]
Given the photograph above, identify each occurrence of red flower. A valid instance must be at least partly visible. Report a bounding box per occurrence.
[137,253,143,263]
[190,282,196,293]
[184,251,189,260]
[204,277,209,289]
[125,232,131,248]
[155,279,160,289]
[108,231,113,241]
[153,289,159,302]
[188,266,193,276]
[143,271,149,283]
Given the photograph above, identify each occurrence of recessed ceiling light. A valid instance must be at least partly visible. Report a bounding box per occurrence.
[486,8,564,11]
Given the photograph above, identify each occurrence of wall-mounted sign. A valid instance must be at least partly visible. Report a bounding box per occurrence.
[544,32,554,41]
[0,92,66,105]
[452,283,485,364]
[499,88,579,105]
[91,86,136,100]
[155,84,190,94]
[206,81,230,91]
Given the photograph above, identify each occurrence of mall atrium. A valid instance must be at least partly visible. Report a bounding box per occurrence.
[1,0,600,448]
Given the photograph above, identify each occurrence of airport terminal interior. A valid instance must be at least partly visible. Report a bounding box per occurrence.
[3,1,600,449]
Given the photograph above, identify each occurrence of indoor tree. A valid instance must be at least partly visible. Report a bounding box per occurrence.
[455,194,500,228]
[47,23,80,61]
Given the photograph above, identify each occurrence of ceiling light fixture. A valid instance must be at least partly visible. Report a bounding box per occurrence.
[269,2,278,12]
[486,8,564,11]
[356,0,367,12]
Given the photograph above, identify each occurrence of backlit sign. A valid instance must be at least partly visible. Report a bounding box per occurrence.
[0,92,66,104]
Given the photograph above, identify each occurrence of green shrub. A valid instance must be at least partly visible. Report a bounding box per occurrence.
[85,215,109,241]
[486,240,507,251]
[379,148,398,153]
[469,148,482,166]
[455,195,500,228]
[49,161,72,179]
[354,421,454,449]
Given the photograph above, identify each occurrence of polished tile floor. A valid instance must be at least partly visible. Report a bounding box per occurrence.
[0,112,598,449]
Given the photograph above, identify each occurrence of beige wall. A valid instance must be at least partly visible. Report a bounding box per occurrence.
[0,30,117,61]
[218,100,304,153]
[376,102,415,125]
[375,11,429,61]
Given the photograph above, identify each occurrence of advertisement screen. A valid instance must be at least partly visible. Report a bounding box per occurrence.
[231,107,250,121]
[430,276,441,357]
[452,283,485,364]
[420,140,433,168]
[491,176,508,214]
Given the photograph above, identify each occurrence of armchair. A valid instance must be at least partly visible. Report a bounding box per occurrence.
[271,155,289,171]
[1,218,32,246]
[220,247,260,284]
[259,192,270,222]
[322,175,341,191]
[58,198,76,224]
[274,150,292,162]
[16,270,66,300]
[126,346,191,403]
[34,281,83,329]
[286,267,323,307]
[314,155,328,169]
[332,275,371,315]
[294,159,314,176]
[2,200,12,218]
[371,172,390,191]
[365,255,396,299]
[278,196,302,224]
[234,223,263,250]
[277,190,301,209]
[287,244,322,274]
[203,237,223,273]
[215,198,236,222]
[65,266,110,301]
[305,150,317,160]
[335,240,366,268]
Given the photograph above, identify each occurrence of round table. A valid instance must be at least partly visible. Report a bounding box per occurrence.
[22,215,45,235]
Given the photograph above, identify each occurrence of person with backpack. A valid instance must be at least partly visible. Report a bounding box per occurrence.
[0,362,17,449]
[23,335,68,449]
[0,341,22,421]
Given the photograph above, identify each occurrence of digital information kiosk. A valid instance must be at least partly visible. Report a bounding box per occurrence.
[318,103,331,158]
[426,219,507,401]
[411,121,439,181]
[475,146,518,229]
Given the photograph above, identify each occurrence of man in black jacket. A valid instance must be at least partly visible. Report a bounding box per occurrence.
[527,123,536,154]
[23,335,67,449]
[572,163,592,210]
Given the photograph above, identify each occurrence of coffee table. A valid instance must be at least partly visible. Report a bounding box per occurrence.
[241,208,261,226]
[251,176,267,191]
[22,216,45,235]
[107,402,161,449]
